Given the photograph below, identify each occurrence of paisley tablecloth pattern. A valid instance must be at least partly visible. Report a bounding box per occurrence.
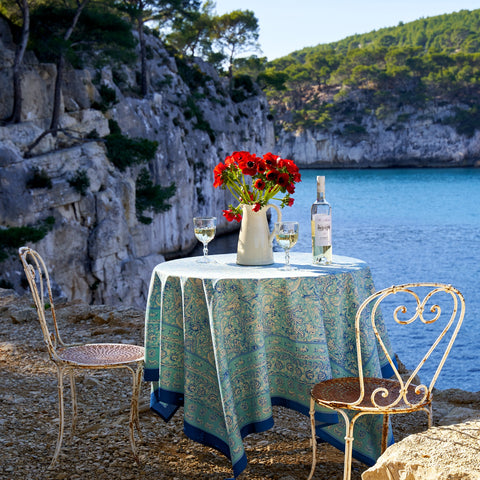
[144,253,395,477]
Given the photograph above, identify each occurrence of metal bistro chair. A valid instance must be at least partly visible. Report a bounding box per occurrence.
[307,283,465,480]
[19,247,145,468]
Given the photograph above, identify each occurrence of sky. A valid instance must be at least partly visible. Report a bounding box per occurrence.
[213,0,480,60]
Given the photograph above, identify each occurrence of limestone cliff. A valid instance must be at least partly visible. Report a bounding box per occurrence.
[0,17,274,307]
[274,104,480,168]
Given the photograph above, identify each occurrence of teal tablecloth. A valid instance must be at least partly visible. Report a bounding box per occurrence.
[144,252,394,477]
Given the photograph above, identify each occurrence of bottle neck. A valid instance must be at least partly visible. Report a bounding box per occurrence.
[316,176,326,202]
[317,190,325,202]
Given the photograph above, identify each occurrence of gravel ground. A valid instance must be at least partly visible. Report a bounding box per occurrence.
[0,292,429,480]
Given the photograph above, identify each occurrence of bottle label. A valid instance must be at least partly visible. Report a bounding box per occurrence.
[312,214,331,246]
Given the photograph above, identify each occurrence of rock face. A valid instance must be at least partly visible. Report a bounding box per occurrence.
[362,389,480,480]
[0,17,274,308]
[275,106,480,168]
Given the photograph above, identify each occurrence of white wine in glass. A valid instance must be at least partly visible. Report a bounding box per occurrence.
[275,221,299,271]
[193,217,216,263]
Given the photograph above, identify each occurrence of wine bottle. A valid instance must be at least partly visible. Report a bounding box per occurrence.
[311,176,332,264]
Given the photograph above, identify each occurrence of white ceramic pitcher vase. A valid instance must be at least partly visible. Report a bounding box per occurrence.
[236,203,282,265]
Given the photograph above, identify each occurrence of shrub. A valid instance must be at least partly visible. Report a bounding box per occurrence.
[92,84,117,112]
[442,106,480,138]
[135,168,176,224]
[342,123,367,135]
[68,169,90,195]
[0,279,13,289]
[105,120,158,171]
[0,217,55,262]
[185,97,216,143]
[231,74,258,103]
[176,55,209,90]
[26,168,52,189]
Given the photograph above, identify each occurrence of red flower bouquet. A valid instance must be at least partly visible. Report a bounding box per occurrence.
[213,152,301,222]
[213,151,301,222]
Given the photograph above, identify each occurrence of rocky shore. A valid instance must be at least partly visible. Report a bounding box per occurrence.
[274,109,480,169]
[1,288,479,479]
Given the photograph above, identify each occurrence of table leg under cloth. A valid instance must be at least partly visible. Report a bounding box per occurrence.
[144,260,395,478]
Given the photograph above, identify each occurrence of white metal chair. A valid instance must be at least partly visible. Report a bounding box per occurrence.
[307,282,465,480]
[19,246,145,468]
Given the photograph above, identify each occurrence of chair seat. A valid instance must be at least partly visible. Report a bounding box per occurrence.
[311,377,431,413]
[57,343,145,367]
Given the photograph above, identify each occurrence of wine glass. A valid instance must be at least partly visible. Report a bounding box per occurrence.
[275,221,299,271]
[193,217,216,263]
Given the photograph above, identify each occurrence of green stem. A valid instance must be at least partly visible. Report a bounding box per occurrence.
[241,175,251,202]
[226,183,242,203]
[263,185,281,203]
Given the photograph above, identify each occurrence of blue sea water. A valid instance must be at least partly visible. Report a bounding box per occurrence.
[279,168,480,392]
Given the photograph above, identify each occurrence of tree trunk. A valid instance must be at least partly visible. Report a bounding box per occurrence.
[9,0,30,124]
[49,53,65,132]
[228,46,235,80]
[138,16,148,96]
[49,0,90,133]
[11,67,23,124]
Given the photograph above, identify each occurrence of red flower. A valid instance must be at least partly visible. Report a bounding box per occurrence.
[223,209,242,222]
[287,198,294,206]
[254,178,266,190]
[277,172,290,187]
[257,161,267,174]
[266,170,278,182]
[263,152,279,168]
[213,162,227,188]
[242,161,257,176]
[286,183,295,194]
[237,152,258,176]
[280,158,298,172]
[278,158,301,183]
[292,172,301,183]
[222,209,235,221]
[225,155,237,166]
[252,203,261,212]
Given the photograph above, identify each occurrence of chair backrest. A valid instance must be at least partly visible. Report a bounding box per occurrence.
[19,246,66,360]
[353,283,465,410]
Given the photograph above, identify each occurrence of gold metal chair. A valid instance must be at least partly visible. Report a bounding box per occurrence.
[19,246,145,468]
[307,283,465,480]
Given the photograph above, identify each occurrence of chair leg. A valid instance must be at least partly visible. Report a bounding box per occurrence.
[49,366,66,469]
[307,397,317,480]
[427,403,433,428]
[69,370,77,436]
[129,363,143,462]
[381,413,389,453]
[337,409,355,480]
[133,363,144,439]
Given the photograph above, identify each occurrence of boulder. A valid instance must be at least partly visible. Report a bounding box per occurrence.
[362,419,480,479]
[362,389,480,480]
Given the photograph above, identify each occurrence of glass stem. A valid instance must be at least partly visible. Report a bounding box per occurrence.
[203,243,208,257]
[285,249,290,267]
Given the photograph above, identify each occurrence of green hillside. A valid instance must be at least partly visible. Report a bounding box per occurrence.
[309,8,480,54]
[239,8,480,136]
